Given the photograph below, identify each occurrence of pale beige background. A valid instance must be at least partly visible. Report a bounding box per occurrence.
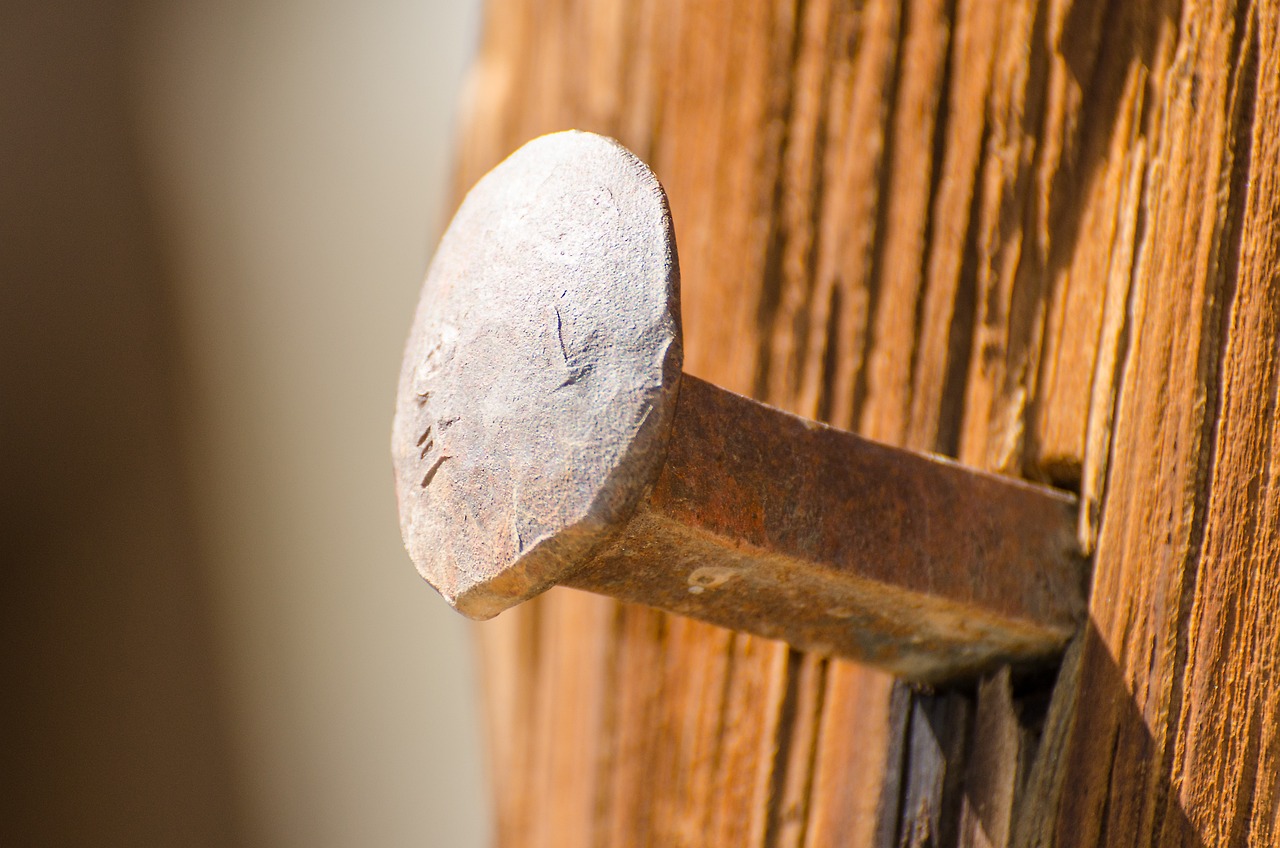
[3,1,488,845]
[132,0,490,845]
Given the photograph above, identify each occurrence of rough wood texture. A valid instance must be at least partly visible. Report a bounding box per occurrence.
[448,0,1280,844]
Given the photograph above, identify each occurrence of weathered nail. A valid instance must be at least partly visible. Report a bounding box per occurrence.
[392,130,1086,683]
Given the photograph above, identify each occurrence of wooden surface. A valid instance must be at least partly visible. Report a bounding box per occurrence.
[448,1,1280,845]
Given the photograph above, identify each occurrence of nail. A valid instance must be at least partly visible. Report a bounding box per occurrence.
[392,131,1086,683]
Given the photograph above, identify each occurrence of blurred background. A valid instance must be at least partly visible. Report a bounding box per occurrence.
[2,0,489,845]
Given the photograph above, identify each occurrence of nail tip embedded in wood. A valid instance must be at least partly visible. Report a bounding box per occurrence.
[392,130,682,613]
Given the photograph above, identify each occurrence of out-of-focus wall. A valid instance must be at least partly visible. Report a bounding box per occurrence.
[2,1,487,845]
[130,1,489,846]
[2,4,241,845]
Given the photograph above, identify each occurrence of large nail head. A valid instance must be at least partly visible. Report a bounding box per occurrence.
[392,131,683,619]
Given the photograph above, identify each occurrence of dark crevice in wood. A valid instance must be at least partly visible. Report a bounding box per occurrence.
[995,0,1053,477]
[1046,0,1130,267]
[795,658,829,848]
[1232,696,1266,846]
[768,0,839,409]
[874,681,916,848]
[1208,0,1263,592]
[1024,0,1118,490]
[932,127,986,459]
[1226,0,1259,100]
[1094,711,1125,848]
[1008,662,1061,739]
[763,651,803,848]
[1014,630,1090,848]
[908,0,959,428]
[847,0,908,429]
[1168,7,1262,843]
[896,690,971,848]
[816,284,843,425]
[754,0,808,401]
[763,650,825,848]
[788,8,836,403]
[1047,0,1111,224]
[1037,463,1083,497]
[1085,113,1154,560]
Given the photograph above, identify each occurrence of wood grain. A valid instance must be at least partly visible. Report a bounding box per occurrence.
[445,0,1280,844]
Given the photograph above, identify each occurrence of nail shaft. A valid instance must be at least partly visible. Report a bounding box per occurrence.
[565,376,1084,682]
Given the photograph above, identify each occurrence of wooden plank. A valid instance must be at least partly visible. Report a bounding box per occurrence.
[1031,2,1163,491]
[473,598,541,845]
[955,0,1049,475]
[448,0,1280,844]
[599,604,672,847]
[859,0,953,444]
[527,591,619,848]
[804,672,902,848]
[898,691,971,847]
[908,0,1002,455]
[1030,1,1266,845]
[796,0,901,428]
[1166,4,1280,843]
[767,653,827,848]
[959,670,1024,848]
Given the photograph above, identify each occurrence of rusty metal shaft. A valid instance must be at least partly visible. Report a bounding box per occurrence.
[565,376,1085,683]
